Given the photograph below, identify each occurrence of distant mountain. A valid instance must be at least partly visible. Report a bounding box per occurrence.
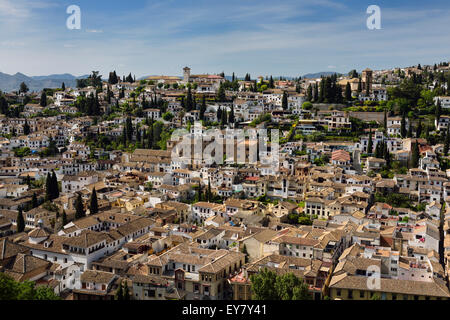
[302,71,341,79]
[0,72,89,93]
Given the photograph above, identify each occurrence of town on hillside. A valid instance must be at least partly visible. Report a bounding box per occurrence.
[2,63,450,301]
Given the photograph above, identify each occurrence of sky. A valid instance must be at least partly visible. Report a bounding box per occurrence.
[0,0,449,78]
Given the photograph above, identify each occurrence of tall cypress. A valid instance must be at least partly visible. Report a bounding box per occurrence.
[74,193,85,219]
[400,113,407,138]
[367,128,373,154]
[445,126,450,156]
[62,210,68,226]
[51,171,59,199]
[345,82,352,101]
[40,92,47,107]
[228,105,235,124]
[45,172,52,201]
[17,207,25,233]
[23,120,30,135]
[200,95,207,120]
[282,91,288,110]
[89,188,99,215]
[411,141,420,168]
[32,193,38,208]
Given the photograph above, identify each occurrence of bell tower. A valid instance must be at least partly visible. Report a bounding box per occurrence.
[183,66,191,83]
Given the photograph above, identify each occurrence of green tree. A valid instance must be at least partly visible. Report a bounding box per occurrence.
[216,84,226,102]
[0,272,19,299]
[123,281,130,300]
[250,268,278,300]
[445,126,450,156]
[115,283,123,301]
[345,82,352,101]
[367,128,373,154]
[400,113,407,138]
[31,193,38,208]
[200,95,207,120]
[275,273,311,300]
[16,207,25,233]
[19,82,29,94]
[282,91,288,110]
[40,92,47,107]
[307,84,313,102]
[23,120,30,135]
[241,244,249,263]
[411,141,420,168]
[51,171,59,199]
[436,99,442,123]
[89,187,99,215]
[74,193,85,219]
[61,210,68,226]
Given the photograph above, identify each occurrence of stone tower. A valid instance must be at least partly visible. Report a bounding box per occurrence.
[362,68,373,93]
[183,66,191,83]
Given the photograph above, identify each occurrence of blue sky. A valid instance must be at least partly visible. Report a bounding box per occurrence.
[0,0,449,78]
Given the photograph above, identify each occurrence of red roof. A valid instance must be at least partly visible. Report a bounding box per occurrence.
[331,149,351,162]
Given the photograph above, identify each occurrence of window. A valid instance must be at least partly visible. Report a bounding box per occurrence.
[336,290,341,297]
[360,291,364,298]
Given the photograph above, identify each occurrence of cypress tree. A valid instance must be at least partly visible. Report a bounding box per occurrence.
[313,84,318,103]
[51,171,59,199]
[383,109,387,132]
[115,283,123,301]
[200,95,206,120]
[411,141,420,168]
[123,281,130,300]
[345,82,352,101]
[186,86,193,111]
[307,84,313,102]
[147,123,153,149]
[217,107,222,122]
[45,172,52,201]
[407,122,413,138]
[416,119,422,138]
[445,126,450,156]
[40,92,47,107]
[282,91,288,110]
[221,108,227,127]
[207,178,212,202]
[32,193,38,208]
[400,113,407,138]
[74,193,85,219]
[228,105,235,124]
[62,82,66,91]
[62,210,68,226]
[23,120,30,135]
[17,207,25,233]
[89,188,99,215]
[367,128,373,154]
[436,99,442,124]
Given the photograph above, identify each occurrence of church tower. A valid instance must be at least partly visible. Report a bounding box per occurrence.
[183,66,191,83]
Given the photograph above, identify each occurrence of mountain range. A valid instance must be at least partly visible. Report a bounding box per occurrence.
[0,71,343,93]
[0,72,89,93]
